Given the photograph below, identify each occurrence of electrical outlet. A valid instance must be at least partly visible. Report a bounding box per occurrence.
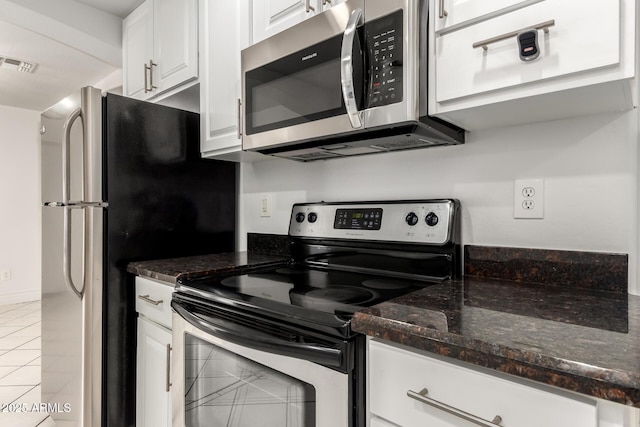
[514,179,544,219]
[1,270,11,281]
[259,193,272,217]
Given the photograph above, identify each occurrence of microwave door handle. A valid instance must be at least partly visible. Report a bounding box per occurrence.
[341,8,364,129]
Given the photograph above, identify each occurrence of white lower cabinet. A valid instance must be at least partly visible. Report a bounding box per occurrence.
[368,338,634,427]
[135,276,174,427]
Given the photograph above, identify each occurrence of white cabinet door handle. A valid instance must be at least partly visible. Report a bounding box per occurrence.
[137,294,163,305]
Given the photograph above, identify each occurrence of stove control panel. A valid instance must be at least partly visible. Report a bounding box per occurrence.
[289,200,457,245]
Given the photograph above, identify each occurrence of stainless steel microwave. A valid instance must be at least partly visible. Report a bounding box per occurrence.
[240,0,465,161]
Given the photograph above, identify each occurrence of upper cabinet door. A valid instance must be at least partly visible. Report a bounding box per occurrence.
[252,0,321,44]
[123,1,154,100]
[153,0,199,92]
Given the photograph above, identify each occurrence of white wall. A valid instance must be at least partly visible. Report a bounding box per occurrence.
[239,110,639,294]
[0,105,41,304]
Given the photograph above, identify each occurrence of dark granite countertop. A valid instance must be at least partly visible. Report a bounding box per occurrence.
[352,277,640,407]
[127,251,289,284]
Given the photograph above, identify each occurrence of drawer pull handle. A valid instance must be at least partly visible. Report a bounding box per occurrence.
[473,19,555,51]
[407,388,503,427]
[165,344,172,392]
[137,294,163,306]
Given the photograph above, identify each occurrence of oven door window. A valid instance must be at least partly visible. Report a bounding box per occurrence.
[184,333,317,427]
[245,32,364,136]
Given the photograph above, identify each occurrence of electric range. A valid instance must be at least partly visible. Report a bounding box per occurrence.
[171,200,460,427]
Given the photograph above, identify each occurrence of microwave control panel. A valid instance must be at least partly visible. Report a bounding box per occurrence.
[366,10,403,108]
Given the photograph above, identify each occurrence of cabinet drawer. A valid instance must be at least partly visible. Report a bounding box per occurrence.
[368,339,597,427]
[135,276,174,329]
[435,0,533,33]
[435,0,621,103]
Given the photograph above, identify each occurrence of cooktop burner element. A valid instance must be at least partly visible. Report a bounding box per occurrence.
[176,199,460,338]
[362,278,415,290]
[303,287,375,304]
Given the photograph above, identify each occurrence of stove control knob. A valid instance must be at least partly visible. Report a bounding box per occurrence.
[308,212,318,223]
[295,212,306,223]
[425,212,439,227]
[405,212,419,226]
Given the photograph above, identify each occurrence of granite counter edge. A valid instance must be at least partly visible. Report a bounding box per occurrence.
[352,311,640,408]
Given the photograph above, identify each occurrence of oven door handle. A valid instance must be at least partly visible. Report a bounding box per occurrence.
[172,300,345,368]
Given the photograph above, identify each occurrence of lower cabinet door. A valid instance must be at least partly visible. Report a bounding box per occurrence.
[137,316,172,427]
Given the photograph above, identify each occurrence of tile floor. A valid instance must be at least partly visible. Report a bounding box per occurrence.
[0,301,53,427]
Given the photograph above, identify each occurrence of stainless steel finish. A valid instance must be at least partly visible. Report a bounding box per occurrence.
[241,0,463,159]
[435,0,545,36]
[145,60,158,92]
[79,86,104,427]
[63,206,85,299]
[62,108,82,204]
[165,344,172,392]
[438,0,448,18]
[138,294,164,306]
[41,86,104,427]
[62,107,85,299]
[305,0,315,12]
[323,0,331,4]
[144,63,150,93]
[407,388,503,427]
[289,200,456,245]
[340,8,364,129]
[236,98,242,139]
[473,19,555,50]
[172,312,350,427]
[241,0,363,152]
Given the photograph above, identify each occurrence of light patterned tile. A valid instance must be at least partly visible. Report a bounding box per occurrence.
[0,411,49,427]
[0,350,40,367]
[17,338,40,351]
[0,336,36,351]
[8,325,40,338]
[0,367,19,379]
[0,327,22,338]
[0,385,32,405]
[0,366,40,386]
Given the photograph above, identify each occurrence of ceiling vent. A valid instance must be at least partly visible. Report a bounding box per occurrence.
[0,56,37,73]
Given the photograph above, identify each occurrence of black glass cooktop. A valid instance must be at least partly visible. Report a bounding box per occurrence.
[177,264,441,327]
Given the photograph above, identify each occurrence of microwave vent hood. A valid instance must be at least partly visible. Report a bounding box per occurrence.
[257,120,465,162]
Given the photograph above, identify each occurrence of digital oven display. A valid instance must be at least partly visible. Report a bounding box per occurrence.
[334,208,383,230]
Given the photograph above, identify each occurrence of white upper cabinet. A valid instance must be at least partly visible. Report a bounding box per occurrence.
[429,0,637,130]
[199,0,265,161]
[122,2,154,100]
[252,0,322,44]
[123,0,198,100]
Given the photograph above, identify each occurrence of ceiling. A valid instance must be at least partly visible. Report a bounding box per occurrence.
[0,0,143,112]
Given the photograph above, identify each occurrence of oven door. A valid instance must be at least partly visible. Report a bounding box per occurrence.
[241,0,366,152]
[171,300,351,427]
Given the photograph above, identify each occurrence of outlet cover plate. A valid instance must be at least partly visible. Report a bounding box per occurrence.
[514,178,544,219]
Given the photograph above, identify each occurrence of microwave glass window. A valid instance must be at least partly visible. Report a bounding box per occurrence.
[184,334,317,427]
[245,33,364,135]
[251,59,341,129]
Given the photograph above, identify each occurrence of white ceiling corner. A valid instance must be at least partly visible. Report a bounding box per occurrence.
[0,0,143,112]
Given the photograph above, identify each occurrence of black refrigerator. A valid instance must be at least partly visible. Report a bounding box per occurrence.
[40,86,236,426]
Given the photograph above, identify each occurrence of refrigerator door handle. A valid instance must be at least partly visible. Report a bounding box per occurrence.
[62,107,85,300]
[63,206,85,299]
[63,107,82,204]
